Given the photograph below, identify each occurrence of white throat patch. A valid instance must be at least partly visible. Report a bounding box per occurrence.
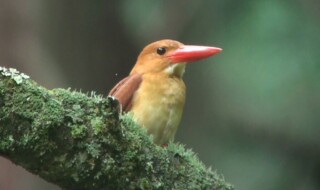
[164,63,186,77]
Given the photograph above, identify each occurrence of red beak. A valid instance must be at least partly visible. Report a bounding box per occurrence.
[166,45,222,64]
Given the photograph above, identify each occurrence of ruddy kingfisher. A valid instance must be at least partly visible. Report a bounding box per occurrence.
[109,39,222,145]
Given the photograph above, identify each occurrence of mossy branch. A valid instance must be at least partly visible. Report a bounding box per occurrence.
[0,67,233,190]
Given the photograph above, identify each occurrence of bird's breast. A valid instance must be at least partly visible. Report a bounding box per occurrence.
[130,73,186,145]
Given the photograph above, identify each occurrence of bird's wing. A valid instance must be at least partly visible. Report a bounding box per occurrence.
[108,73,142,112]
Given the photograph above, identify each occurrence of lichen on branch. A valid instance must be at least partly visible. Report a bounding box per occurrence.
[0,67,233,190]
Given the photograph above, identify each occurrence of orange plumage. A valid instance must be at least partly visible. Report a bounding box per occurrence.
[109,39,221,145]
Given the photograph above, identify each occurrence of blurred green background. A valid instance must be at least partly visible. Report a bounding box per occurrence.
[1,0,319,189]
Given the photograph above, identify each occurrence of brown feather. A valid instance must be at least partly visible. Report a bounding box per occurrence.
[108,74,142,112]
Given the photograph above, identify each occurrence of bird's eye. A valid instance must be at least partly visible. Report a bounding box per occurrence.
[156,47,166,55]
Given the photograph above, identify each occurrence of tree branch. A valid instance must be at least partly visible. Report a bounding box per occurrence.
[0,67,233,190]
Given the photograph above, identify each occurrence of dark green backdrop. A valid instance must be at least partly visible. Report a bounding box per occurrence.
[0,1,319,190]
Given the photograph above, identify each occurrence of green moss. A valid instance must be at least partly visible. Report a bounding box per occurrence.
[0,67,234,190]
[91,117,104,135]
[0,67,30,84]
[71,124,87,138]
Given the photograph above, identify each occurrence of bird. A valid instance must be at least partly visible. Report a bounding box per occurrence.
[109,39,222,145]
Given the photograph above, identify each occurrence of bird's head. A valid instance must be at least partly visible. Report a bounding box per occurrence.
[130,39,222,78]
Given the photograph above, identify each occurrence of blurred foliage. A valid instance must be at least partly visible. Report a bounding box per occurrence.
[0,0,319,190]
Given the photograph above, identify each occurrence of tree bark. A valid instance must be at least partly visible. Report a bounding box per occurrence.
[0,67,233,190]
